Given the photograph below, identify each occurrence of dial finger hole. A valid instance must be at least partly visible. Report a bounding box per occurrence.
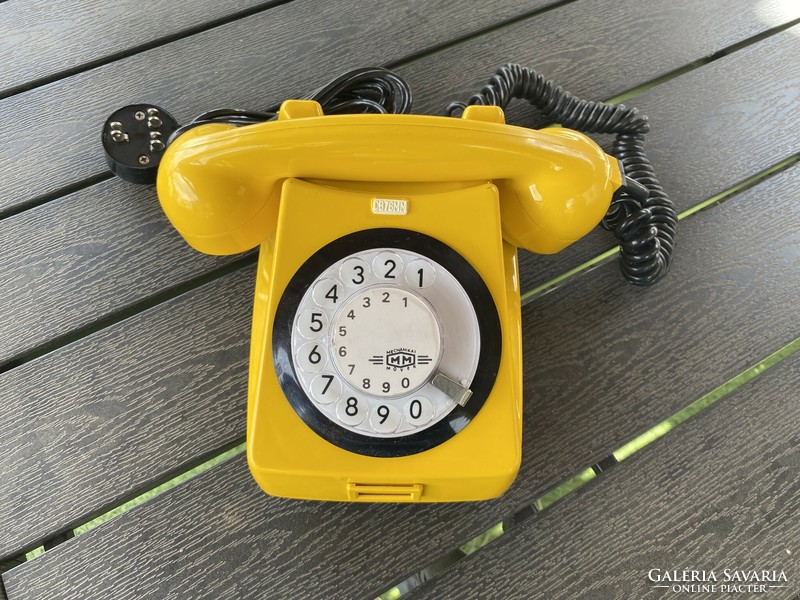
[372,251,403,281]
[297,309,328,339]
[312,278,342,309]
[404,396,435,425]
[339,257,370,288]
[310,373,341,405]
[296,342,327,373]
[336,395,367,426]
[405,258,436,288]
[369,403,401,433]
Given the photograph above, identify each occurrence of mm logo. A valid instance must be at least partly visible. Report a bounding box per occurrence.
[386,349,416,369]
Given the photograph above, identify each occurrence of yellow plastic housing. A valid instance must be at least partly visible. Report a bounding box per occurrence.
[246,179,522,501]
[157,101,621,256]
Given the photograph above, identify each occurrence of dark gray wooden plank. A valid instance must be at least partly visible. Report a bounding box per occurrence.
[4,159,797,600]
[3,456,261,600]
[0,0,561,215]
[0,0,273,96]
[0,180,237,364]
[404,0,800,117]
[0,266,252,559]
[400,15,800,291]
[415,354,800,600]
[3,2,796,370]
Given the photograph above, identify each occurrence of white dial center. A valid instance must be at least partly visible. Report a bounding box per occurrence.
[331,287,441,398]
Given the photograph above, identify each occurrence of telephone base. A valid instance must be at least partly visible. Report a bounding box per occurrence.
[246,179,523,502]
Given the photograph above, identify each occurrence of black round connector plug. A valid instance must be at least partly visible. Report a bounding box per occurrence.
[102,104,179,184]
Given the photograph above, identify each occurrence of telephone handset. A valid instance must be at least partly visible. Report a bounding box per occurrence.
[157,100,624,502]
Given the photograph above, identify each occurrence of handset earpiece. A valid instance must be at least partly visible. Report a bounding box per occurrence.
[156,121,279,255]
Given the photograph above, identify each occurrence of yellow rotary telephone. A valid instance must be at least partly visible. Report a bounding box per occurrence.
[155,99,625,502]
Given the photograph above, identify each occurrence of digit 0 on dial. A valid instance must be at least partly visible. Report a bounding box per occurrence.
[273,229,501,457]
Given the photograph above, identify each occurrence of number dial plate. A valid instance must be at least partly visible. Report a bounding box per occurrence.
[273,229,502,457]
[291,246,478,439]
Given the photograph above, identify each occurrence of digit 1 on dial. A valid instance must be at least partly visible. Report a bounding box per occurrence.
[405,259,436,288]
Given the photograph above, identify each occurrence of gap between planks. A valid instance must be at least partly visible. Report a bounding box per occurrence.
[0,0,296,102]
[0,0,580,102]
[603,15,800,106]
[0,253,257,376]
[382,0,578,72]
[0,0,580,222]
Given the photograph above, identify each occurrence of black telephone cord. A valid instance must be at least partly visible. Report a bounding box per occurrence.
[447,63,676,286]
[168,67,412,143]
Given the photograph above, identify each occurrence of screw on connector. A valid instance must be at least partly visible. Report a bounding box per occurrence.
[102,104,178,184]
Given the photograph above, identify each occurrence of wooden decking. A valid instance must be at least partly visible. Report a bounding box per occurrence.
[2,1,799,598]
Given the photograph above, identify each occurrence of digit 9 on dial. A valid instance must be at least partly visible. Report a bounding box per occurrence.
[273,230,501,457]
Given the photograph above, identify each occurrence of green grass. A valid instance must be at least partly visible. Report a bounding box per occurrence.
[533,467,596,512]
[614,336,800,462]
[72,443,245,536]
[677,154,799,221]
[24,547,44,561]
[458,522,504,555]
[520,247,617,304]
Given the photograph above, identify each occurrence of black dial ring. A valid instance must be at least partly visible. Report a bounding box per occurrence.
[272,228,502,458]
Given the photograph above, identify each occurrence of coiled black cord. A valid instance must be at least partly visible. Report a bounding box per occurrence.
[447,63,676,286]
[168,67,412,143]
